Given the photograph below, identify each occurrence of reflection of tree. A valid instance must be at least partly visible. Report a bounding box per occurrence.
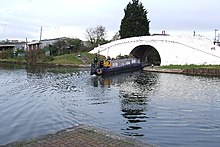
[134,72,158,92]
[119,72,158,137]
[91,71,159,137]
[26,65,46,79]
[120,95,149,136]
[0,63,26,70]
[121,97,149,123]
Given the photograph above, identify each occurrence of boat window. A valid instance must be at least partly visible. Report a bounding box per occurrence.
[110,58,140,67]
[114,63,118,67]
[126,61,130,65]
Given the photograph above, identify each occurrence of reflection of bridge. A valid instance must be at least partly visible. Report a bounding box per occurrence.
[90,35,220,65]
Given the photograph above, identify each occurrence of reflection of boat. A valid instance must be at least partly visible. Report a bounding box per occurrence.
[91,70,142,87]
[90,57,143,76]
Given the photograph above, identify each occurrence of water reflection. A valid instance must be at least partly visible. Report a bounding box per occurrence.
[91,71,159,137]
[1,64,219,146]
[91,71,142,87]
[119,72,158,136]
[26,66,48,79]
[0,63,26,70]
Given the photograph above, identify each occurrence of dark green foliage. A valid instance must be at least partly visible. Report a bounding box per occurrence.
[51,39,70,56]
[0,49,14,59]
[65,38,84,52]
[119,0,150,39]
[14,49,25,57]
[51,38,84,56]
[25,49,38,65]
[25,49,53,65]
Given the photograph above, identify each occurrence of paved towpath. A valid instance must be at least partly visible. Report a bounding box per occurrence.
[3,125,154,147]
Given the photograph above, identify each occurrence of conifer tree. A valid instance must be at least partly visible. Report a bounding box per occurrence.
[119,0,150,39]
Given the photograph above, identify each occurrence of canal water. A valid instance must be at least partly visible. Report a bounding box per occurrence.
[0,64,220,146]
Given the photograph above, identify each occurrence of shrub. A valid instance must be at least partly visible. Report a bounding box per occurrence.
[0,49,14,59]
[25,49,53,64]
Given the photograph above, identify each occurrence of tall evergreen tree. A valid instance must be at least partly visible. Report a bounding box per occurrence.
[119,0,150,39]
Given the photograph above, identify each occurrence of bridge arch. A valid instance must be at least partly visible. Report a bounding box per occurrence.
[130,45,161,66]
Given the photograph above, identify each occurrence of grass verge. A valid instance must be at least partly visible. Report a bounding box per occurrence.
[0,52,98,65]
[48,54,84,64]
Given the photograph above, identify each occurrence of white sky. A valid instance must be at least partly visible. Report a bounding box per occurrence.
[0,0,220,41]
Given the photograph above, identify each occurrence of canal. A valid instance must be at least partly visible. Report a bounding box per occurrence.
[0,64,220,146]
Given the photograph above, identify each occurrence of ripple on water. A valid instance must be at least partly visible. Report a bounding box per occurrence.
[0,67,220,146]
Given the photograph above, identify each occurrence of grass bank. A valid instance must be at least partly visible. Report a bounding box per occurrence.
[0,52,97,66]
[49,54,84,65]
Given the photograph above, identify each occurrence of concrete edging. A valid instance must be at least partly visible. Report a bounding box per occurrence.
[144,67,220,77]
[3,125,154,147]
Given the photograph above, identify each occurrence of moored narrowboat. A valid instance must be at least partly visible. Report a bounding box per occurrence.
[90,56,143,75]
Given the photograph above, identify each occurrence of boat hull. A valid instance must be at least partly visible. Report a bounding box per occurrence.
[90,63,143,76]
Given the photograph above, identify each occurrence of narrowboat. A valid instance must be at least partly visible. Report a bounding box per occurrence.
[90,57,143,76]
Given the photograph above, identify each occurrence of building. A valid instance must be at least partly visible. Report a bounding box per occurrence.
[27,38,60,50]
[0,40,25,51]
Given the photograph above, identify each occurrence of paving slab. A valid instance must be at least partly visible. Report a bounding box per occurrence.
[3,125,154,147]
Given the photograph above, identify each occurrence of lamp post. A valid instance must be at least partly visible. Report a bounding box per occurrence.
[214,29,218,42]
[218,33,220,42]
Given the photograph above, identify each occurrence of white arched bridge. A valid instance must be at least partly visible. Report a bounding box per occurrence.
[90,35,220,66]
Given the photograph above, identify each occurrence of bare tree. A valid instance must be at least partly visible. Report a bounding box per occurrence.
[111,32,120,41]
[85,25,108,48]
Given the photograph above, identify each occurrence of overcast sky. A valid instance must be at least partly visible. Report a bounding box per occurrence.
[0,0,219,41]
